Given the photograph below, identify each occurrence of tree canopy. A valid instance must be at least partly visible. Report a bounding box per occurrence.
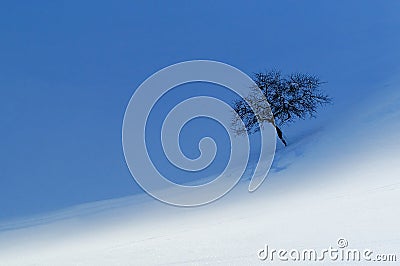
[232,70,331,146]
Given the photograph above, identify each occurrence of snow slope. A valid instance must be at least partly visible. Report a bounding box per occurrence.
[0,78,399,265]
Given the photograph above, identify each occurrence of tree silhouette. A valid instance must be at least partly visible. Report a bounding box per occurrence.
[232,70,331,146]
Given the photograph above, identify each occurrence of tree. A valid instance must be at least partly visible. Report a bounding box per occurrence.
[232,70,331,146]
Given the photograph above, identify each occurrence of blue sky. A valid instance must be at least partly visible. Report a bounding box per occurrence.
[1,1,400,220]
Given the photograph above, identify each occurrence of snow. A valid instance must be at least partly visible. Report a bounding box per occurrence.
[0,79,399,265]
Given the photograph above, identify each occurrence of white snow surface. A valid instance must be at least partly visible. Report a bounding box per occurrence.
[0,79,399,265]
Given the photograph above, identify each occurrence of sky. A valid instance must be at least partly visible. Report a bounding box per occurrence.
[1,1,400,220]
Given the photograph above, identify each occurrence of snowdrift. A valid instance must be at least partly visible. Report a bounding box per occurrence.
[0,77,399,265]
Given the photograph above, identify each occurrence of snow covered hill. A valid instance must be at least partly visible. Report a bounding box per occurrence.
[0,77,399,265]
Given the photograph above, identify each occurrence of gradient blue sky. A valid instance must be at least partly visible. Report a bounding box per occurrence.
[1,1,399,220]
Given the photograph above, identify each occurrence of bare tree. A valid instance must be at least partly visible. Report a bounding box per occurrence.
[232,70,331,146]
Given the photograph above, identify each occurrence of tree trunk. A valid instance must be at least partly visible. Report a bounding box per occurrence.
[275,125,287,146]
